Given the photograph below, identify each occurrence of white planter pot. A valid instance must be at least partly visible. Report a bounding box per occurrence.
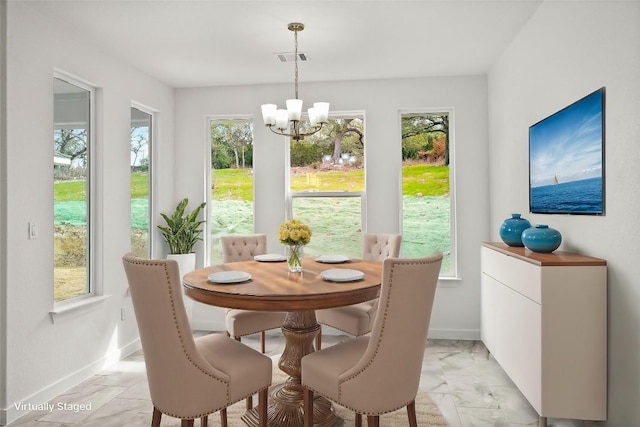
[167,253,197,320]
[167,253,196,279]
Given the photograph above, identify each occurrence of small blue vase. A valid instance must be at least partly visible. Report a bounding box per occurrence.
[521,224,562,253]
[499,213,532,247]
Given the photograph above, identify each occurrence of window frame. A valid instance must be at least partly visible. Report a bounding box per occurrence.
[286,111,367,256]
[206,115,256,266]
[398,107,458,278]
[52,72,97,308]
[130,103,154,258]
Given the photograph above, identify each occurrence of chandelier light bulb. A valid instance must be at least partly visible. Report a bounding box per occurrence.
[286,99,303,121]
[275,109,289,130]
[261,104,277,126]
[313,102,330,123]
[308,107,318,126]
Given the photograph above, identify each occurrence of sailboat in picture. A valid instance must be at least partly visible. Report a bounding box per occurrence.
[553,174,559,185]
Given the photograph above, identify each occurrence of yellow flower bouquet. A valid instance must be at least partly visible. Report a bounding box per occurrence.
[279,219,311,272]
[279,219,312,246]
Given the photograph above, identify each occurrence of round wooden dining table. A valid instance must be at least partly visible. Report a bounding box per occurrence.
[182,257,383,427]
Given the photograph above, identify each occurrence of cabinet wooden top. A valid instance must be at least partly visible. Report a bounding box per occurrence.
[483,242,607,266]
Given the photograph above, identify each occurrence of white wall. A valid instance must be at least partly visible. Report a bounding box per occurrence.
[175,75,491,336]
[1,2,175,424]
[0,2,8,424]
[488,2,640,425]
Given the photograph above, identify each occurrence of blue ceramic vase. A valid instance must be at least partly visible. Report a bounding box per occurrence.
[521,224,562,253]
[499,213,532,247]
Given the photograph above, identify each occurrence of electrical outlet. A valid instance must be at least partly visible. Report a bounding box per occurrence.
[121,307,127,321]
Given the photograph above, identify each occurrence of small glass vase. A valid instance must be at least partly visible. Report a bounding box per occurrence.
[286,245,304,273]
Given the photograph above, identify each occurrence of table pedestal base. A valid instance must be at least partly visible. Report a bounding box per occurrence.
[241,311,343,427]
[241,379,343,427]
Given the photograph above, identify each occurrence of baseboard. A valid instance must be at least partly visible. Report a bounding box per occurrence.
[427,328,480,341]
[1,337,141,426]
[118,337,142,360]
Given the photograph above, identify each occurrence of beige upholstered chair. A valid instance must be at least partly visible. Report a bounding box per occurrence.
[122,254,271,427]
[302,253,443,427]
[315,233,402,350]
[220,234,286,353]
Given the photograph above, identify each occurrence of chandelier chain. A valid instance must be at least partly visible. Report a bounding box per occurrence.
[294,27,299,99]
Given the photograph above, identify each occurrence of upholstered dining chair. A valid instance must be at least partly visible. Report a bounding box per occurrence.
[314,233,402,350]
[301,253,443,427]
[122,254,271,427]
[220,234,286,353]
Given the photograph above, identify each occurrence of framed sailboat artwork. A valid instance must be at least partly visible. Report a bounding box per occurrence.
[529,87,605,215]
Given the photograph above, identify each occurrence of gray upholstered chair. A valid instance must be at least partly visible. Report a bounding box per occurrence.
[122,254,271,427]
[302,253,443,427]
[315,233,402,350]
[220,234,286,353]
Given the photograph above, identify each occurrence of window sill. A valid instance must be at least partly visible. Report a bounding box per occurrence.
[49,295,111,323]
[437,276,462,288]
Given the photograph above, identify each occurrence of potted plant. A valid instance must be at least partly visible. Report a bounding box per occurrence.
[158,198,206,276]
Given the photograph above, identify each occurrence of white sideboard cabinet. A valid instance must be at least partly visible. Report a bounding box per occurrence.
[481,242,607,425]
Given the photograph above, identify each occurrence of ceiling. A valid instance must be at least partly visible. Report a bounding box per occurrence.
[29,0,543,88]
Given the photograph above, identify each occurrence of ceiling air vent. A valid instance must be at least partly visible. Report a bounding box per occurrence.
[276,52,310,63]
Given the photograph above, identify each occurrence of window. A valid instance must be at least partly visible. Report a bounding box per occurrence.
[209,118,255,265]
[400,111,455,276]
[289,114,365,259]
[130,107,152,258]
[53,76,93,302]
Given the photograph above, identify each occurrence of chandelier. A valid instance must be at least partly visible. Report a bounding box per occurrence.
[261,23,330,141]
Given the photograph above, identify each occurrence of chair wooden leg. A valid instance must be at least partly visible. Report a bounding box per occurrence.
[220,408,228,427]
[246,395,253,410]
[367,415,379,427]
[407,400,417,427]
[261,330,266,353]
[201,415,208,427]
[235,336,241,342]
[181,420,194,427]
[259,388,268,427]
[303,386,314,427]
[151,407,162,427]
[315,330,322,350]
[355,412,362,427]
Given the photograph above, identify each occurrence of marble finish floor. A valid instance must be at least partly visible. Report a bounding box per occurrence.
[7,331,596,427]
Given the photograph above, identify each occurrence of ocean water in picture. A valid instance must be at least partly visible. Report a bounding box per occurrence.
[530,176,603,213]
